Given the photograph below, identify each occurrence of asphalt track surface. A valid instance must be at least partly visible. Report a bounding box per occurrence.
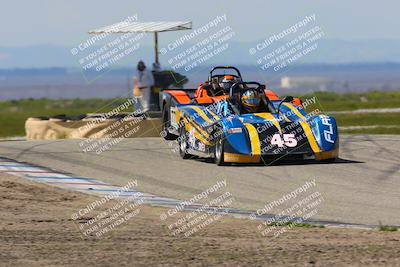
[0,135,399,226]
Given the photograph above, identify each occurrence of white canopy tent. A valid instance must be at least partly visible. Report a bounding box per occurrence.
[89,21,192,66]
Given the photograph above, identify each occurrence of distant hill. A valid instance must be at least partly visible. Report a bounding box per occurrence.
[1,62,400,76]
[1,39,400,68]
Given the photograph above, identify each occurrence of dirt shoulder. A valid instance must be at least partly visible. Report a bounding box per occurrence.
[1,173,399,267]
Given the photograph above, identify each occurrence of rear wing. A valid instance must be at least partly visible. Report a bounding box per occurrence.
[160,89,197,109]
[161,88,197,98]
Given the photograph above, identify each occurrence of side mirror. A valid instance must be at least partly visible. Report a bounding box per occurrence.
[277,96,294,114]
[282,96,294,102]
[292,97,303,108]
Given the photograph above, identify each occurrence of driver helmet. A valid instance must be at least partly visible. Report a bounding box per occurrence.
[219,75,235,91]
[241,89,261,112]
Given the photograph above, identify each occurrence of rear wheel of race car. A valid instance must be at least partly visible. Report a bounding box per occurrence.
[162,103,176,140]
[214,135,226,166]
[179,124,191,159]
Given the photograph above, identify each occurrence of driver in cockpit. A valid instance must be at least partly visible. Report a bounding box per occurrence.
[211,75,238,96]
[239,89,270,113]
[219,75,237,93]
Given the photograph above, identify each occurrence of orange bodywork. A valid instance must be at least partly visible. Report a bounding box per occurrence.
[292,97,303,108]
[264,90,280,101]
[166,84,288,105]
[163,90,192,104]
[264,90,303,108]
[193,83,228,104]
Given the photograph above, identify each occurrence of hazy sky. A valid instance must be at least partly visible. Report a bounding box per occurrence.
[1,0,399,47]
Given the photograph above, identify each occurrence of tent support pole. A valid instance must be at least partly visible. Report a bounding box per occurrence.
[154,32,159,65]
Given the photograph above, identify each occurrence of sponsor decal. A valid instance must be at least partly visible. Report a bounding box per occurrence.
[227,128,243,134]
[170,107,178,127]
[321,117,334,144]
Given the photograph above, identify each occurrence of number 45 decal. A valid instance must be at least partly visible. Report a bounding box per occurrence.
[270,134,297,147]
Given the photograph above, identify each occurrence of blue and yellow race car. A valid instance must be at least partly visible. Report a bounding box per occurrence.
[160,66,338,165]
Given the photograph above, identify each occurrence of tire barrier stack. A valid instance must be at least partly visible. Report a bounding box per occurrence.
[25,112,162,140]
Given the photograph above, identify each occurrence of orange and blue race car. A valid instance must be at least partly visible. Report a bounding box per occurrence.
[160,66,339,165]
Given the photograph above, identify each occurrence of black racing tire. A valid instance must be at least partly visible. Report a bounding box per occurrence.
[179,124,191,159]
[214,135,226,166]
[162,103,177,140]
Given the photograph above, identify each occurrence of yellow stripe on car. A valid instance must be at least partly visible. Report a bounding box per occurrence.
[283,103,306,121]
[193,131,211,145]
[206,109,220,121]
[255,113,282,134]
[182,118,191,132]
[188,120,210,138]
[175,109,181,125]
[244,123,261,156]
[182,116,210,139]
[182,118,211,145]
[191,106,214,124]
[280,103,320,152]
[299,121,321,153]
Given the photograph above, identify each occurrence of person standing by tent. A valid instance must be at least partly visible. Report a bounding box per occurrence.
[133,60,154,113]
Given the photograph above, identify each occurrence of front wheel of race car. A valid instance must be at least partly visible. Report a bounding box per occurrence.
[161,104,176,140]
[214,136,226,166]
[179,124,191,159]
